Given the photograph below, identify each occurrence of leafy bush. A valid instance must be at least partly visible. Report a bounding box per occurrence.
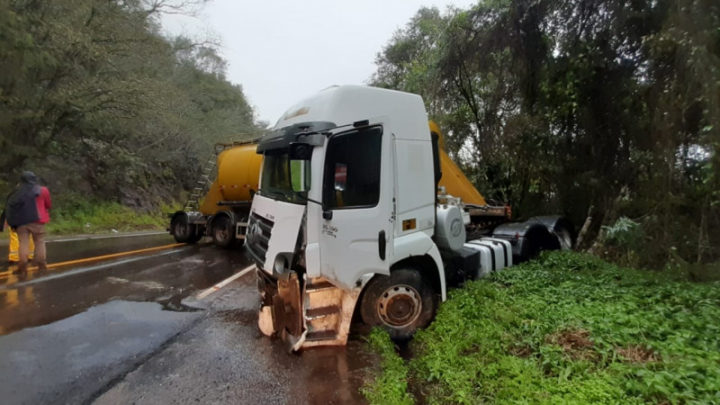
[364,251,720,404]
[595,217,646,267]
[602,217,644,249]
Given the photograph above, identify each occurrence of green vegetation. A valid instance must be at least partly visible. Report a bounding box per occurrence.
[45,194,175,235]
[373,0,720,267]
[0,195,173,240]
[362,329,414,405]
[364,251,720,404]
[1,0,259,214]
[46,203,165,235]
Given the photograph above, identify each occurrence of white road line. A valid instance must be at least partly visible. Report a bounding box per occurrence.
[196,265,256,300]
[0,248,186,290]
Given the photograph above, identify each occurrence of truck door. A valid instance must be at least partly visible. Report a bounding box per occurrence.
[318,125,394,289]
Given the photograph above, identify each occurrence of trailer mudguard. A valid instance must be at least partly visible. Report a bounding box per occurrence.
[527,216,575,250]
[491,221,558,262]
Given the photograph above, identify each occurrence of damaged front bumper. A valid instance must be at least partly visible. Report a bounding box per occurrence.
[256,269,360,351]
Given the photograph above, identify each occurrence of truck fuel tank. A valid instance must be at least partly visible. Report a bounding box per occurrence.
[465,240,504,273]
[468,238,512,269]
[464,237,513,278]
[462,243,493,279]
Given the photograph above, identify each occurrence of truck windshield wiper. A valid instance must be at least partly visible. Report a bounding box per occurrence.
[257,188,292,201]
[257,188,304,203]
[292,192,322,206]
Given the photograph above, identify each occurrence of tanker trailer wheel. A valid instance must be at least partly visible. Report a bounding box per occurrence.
[360,268,438,341]
[211,215,235,248]
[170,213,201,244]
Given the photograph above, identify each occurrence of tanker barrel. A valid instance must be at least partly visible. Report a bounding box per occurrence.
[429,121,487,206]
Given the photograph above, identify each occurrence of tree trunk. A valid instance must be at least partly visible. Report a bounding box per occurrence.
[576,204,606,251]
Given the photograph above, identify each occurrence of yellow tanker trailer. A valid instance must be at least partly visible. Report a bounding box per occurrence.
[169,141,263,247]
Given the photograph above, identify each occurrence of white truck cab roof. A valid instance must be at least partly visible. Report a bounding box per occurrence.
[272,85,428,142]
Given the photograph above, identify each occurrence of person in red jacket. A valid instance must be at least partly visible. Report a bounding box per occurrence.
[5,171,51,275]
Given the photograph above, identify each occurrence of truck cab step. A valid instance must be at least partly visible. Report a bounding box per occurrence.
[305,280,335,292]
[306,330,338,342]
[305,305,340,319]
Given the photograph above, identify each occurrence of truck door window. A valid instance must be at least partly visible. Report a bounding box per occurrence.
[323,126,382,209]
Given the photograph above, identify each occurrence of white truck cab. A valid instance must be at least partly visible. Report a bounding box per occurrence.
[246,85,562,350]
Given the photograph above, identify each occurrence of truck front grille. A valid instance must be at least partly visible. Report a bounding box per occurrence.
[247,212,273,266]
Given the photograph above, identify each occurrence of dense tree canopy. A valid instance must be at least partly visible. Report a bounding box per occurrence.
[0,0,258,208]
[373,0,719,266]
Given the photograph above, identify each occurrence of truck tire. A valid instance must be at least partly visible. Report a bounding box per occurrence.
[171,214,201,244]
[211,215,235,248]
[360,268,438,341]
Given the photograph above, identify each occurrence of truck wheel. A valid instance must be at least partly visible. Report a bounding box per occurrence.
[360,268,437,341]
[171,214,200,244]
[211,215,235,248]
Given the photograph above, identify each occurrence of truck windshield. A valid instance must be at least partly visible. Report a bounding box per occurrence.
[260,152,310,204]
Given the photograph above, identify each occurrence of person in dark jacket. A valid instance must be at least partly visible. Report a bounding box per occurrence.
[5,171,51,274]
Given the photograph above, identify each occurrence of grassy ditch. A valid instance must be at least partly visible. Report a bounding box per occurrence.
[45,196,176,235]
[0,195,176,238]
[363,251,720,404]
[46,202,169,235]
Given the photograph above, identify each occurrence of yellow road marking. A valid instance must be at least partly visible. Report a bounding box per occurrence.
[0,243,185,279]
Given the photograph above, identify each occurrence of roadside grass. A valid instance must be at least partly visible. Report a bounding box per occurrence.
[363,251,720,404]
[44,196,178,235]
[0,201,172,239]
[362,328,414,405]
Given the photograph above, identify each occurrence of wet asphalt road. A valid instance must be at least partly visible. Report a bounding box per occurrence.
[0,233,373,404]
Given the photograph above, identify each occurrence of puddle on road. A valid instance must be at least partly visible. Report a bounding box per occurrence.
[157,294,203,313]
[107,277,166,291]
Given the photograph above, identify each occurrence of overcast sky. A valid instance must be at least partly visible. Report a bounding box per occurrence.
[161,0,476,125]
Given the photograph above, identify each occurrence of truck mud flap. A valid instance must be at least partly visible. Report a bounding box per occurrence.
[273,272,304,338]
